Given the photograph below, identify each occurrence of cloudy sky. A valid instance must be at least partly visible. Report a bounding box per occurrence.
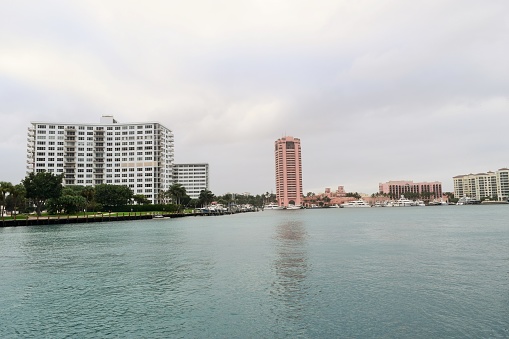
[1,0,508,195]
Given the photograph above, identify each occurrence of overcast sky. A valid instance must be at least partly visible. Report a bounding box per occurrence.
[1,0,508,195]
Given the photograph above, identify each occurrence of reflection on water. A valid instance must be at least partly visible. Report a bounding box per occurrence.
[270,218,309,336]
[2,208,509,337]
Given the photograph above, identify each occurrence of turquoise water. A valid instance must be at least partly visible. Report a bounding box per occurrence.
[1,206,508,338]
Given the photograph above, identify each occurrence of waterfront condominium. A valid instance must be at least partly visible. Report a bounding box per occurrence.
[453,168,509,201]
[379,180,443,200]
[274,136,303,207]
[173,163,209,199]
[27,115,174,204]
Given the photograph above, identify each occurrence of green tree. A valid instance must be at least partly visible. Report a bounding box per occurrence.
[81,186,96,212]
[346,192,361,199]
[5,184,26,218]
[198,189,215,207]
[158,189,170,204]
[48,195,87,214]
[0,181,14,216]
[186,199,199,209]
[95,184,133,207]
[22,172,63,216]
[133,194,150,205]
[167,183,187,206]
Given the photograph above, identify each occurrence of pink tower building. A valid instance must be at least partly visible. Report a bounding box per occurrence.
[275,136,303,207]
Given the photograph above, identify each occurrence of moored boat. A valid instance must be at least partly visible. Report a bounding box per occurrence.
[393,195,414,207]
[264,202,284,210]
[340,199,371,208]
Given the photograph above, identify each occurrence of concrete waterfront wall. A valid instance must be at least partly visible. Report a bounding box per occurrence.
[1,214,153,227]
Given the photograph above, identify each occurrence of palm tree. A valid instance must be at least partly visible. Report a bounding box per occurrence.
[81,186,95,212]
[167,183,187,206]
[0,181,13,217]
[9,184,26,219]
[198,189,215,207]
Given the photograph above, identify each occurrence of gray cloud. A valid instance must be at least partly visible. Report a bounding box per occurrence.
[1,0,508,194]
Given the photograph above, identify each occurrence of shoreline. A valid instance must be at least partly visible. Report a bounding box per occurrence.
[0,209,258,228]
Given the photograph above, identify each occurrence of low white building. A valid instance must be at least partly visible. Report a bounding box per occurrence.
[173,163,209,199]
[27,115,174,204]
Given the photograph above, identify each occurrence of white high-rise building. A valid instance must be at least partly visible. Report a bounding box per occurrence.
[453,168,509,201]
[27,115,174,204]
[172,163,209,199]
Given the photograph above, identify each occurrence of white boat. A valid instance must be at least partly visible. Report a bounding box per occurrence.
[414,200,426,207]
[340,199,371,208]
[456,197,481,205]
[329,204,341,208]
[264,202,283,210]
[393,195,414,207]
[286,204,302,210]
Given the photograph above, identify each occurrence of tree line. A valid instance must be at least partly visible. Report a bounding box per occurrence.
[1,172,269,217]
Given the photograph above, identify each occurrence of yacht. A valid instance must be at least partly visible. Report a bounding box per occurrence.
[340,199,371,208]
[429,199,448,206]
[414,200,426,207]
[393,195,414,207]
[456,197,481,205]
[264,202,283,210]
[286,204,302,210]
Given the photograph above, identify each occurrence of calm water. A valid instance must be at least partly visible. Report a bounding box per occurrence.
[1,206,509,338]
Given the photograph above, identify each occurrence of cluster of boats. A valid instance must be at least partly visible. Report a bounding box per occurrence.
[264,196,453,209]
[455,197,481,205]
[341,196,429,207]
[198,203,257,213]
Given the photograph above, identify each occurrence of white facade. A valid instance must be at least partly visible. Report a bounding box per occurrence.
[173,163,209,199]
[453,168,509,201]
[27,116,174,204]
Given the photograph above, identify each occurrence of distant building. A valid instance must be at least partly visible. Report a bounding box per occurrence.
[453,168,509,201]
[26,115,174,204]
[303,186,355,207]
[173,163,209,199]
[275,136,303,207]
[379,180,442,200]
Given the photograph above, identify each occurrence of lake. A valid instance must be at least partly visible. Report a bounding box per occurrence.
[1,206,508,338]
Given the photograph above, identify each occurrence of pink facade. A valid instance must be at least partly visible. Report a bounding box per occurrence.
[302,185,349,207]
[379,180,442,199]
[275,136,303,207]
